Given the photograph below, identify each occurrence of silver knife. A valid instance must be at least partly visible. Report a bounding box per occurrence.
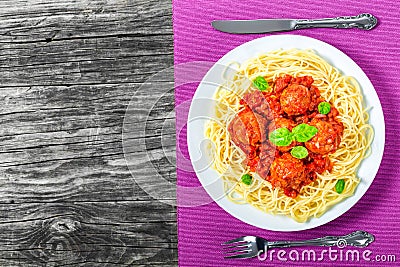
[212,13,377,34]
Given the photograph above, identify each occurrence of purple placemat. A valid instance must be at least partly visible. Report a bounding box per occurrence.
[174,1,400,266]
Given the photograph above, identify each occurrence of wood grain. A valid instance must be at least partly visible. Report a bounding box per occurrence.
[0,0,176,265]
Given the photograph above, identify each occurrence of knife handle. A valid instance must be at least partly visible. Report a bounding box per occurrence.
[294,13,377,30]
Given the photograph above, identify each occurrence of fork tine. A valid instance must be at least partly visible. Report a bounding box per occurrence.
[223,248,251,255]
[224,251,254,259]
[222,243,250,249]
[221,236,247,245]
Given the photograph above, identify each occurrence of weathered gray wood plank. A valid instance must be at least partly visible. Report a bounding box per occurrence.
[0,202,176,266]
[0,36,173,86]
[0,0,177,265]
[0,0,173,43]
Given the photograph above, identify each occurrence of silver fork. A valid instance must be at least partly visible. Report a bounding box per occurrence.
[222,230,374,259]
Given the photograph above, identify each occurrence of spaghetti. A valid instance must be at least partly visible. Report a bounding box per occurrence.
[205,49,373,222]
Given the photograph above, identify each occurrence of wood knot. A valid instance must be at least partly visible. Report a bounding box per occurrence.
[20,216,83,263]
[50,218,80,233]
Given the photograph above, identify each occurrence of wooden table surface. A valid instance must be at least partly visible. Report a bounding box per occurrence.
[0,1,177,266]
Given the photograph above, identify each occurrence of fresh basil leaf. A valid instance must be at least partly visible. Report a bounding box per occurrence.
[269,127,293,146]
[318,102,331,114]
[290,146,308,159]
[292,123,318,142]
[241,174,252,185]
[335,179,345,194]
[253,76,269,91]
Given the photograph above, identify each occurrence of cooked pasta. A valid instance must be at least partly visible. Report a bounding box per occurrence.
[205,49,373,222]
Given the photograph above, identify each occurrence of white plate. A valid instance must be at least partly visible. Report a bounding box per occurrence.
[187,35,385,231]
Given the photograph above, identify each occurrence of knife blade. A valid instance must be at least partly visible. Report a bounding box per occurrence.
[212,13,377,34]
[212,19,295,34]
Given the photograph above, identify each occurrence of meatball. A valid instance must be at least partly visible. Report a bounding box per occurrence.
[268,117,297,152]
[269,153,307,198]
[280,84,311,116]
[228,110,268,154]
[305,119,342,155]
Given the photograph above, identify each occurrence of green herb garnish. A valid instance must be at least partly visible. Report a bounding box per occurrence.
[269,127,293,147]
[253,76,270,91]
[290,146,309,159]
[335,179,345,194]
[270,123,318,147]
[241,174,252,185]
[292,123,318,142]
[318,102,331,115]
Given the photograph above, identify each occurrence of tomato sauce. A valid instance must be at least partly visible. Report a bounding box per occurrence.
[228,75,344,198]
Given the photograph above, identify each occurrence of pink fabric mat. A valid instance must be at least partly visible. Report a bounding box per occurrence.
[174,0,400,266]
